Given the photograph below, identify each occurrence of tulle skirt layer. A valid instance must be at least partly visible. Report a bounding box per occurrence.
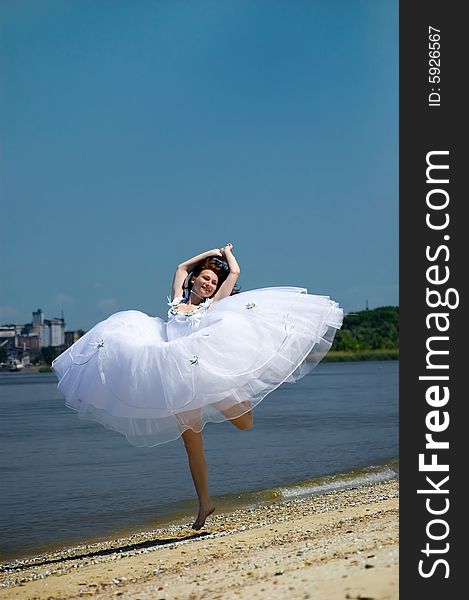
[52,287,343,446]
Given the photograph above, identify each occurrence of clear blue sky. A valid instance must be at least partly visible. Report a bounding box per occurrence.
[1,0,398,331]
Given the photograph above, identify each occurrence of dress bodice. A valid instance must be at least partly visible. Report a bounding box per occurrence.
[166,296,213,340]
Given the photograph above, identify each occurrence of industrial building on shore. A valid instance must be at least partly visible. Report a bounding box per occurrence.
[0,309,83,368]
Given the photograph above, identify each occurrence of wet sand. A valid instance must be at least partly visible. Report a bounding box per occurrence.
[0,479,398,599]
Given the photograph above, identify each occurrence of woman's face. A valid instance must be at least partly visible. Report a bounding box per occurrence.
[192,269,219,298]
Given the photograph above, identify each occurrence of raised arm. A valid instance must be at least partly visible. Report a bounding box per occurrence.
[171,248,223,300]
[212,243,241,301]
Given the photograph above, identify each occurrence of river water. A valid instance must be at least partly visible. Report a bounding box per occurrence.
[0,360,398,560]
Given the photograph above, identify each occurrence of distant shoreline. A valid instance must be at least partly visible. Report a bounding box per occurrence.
[2,351,399,374]
[322,349,399,362]
[0,365,53,373]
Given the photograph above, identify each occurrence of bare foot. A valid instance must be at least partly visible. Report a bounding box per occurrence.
[192,503,216,530]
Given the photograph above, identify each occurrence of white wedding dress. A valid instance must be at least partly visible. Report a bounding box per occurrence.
[52,287,343,446]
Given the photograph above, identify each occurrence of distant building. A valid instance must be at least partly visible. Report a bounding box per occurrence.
[65,330,83,346]
[1,310,87,366]
[19,323,40,351]
[0,326,17,354]
[0,325,33,365]
[1,309,66,352]
[47,318,65,347]
[30,309,65,347]
[31,309,47,346]
[32,308,45,326]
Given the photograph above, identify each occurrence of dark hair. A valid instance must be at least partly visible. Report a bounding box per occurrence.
[185,256,240,298]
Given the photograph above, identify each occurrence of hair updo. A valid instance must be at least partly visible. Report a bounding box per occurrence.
[185,256,240,298]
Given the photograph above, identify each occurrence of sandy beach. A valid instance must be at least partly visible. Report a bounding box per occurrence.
[0,478,398,600]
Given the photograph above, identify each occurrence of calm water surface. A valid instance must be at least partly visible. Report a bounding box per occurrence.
[0,361,398,560]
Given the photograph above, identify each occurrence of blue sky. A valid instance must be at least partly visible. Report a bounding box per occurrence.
[1,0,398,330]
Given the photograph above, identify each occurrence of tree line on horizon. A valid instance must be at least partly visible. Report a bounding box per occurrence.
[331,306,399,352]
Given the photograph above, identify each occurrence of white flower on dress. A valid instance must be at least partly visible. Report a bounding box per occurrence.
[167,296,183,315]
[97,339,104,348]
[189,355,199,365]
[245,302,257,310]
[168,297,213,318]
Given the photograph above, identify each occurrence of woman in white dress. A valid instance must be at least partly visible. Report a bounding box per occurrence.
[52,244,343,530]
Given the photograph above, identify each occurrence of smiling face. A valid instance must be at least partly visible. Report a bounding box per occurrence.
[191,269,219,299]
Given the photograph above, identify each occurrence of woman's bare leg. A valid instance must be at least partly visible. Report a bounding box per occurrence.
[181,428,216,530]
[215,399,254,430]
[178,401,251,529]
[228,409,253,430]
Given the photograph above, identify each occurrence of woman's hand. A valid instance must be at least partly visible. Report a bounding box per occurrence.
[220,243,233,257]
[210,248,224,258]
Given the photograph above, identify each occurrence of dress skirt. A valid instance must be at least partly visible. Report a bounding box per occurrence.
[52,287,343,446]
